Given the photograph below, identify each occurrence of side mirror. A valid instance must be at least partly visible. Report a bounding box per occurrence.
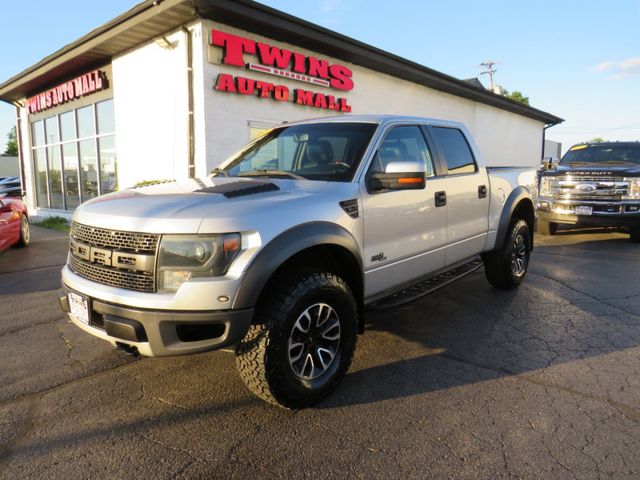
[367,161,426,193]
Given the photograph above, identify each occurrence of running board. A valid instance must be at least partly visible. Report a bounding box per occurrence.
[367,258,483,310]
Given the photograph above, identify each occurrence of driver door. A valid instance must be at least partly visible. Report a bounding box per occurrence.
[360,124,448,300]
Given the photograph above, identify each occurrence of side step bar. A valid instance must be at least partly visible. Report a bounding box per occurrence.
[368,258,483,310]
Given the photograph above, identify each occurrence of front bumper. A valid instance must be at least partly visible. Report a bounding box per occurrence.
[537,197,640,228]
[59,285,253,357]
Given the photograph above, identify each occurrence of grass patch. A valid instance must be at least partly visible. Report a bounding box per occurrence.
[34,216,70,233]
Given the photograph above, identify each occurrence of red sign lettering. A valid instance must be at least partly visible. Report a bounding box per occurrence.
[210,29,354,92]
[215,74,352,113]
[26,69,108,114]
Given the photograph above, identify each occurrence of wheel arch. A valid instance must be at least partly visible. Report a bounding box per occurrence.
[233,222,365,331]
[494,187,535,251]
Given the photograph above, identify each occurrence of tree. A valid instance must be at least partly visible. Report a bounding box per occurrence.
[4,126,17,155]
[501,88,530,106]
[589,137,605,143]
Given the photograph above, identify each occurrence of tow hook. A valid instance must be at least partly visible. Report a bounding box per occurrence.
[115,342,140,357]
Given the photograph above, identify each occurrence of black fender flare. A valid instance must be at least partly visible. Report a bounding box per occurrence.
[493,186,535,251]
[233,222,363,310]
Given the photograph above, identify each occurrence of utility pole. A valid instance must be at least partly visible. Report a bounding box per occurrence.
[479,61,497,91]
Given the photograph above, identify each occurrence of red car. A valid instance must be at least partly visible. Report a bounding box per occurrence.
[0,195,30,252]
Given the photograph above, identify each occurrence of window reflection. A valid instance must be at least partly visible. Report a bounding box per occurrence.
[79,139,98,202]
[47,145,63,209]
[30,99,116,210]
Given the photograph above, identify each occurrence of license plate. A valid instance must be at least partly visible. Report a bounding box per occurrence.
[68,292,90,325]
[574,206,593,216]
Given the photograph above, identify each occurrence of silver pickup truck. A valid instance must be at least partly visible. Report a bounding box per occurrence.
[59,115,537,408]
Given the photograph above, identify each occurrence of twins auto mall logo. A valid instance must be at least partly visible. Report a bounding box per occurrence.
[210,30,354,112]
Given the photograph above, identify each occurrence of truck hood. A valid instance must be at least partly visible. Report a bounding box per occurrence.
[73,177,360,235]
[545,164,640,177]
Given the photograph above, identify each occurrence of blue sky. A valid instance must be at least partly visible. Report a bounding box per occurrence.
[1,0,639,155]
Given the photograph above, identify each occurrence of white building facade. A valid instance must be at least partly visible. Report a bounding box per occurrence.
[0,0,561,217]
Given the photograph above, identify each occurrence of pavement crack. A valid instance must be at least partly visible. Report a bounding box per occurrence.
[530,271,640,318]
[56,320,84,370]
[0,318,61,338]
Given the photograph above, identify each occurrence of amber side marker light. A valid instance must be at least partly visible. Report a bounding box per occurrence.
[398,177,424,184]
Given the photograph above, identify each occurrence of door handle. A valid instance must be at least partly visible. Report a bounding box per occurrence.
[478,185,487,198]
[435,191,447,207]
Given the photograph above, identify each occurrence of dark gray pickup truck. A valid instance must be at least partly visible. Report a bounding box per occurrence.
[538,142,640,241]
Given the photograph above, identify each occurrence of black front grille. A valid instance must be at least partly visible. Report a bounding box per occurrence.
[68,222,159,292]
[71,222,159,253]
[69,255,155,293]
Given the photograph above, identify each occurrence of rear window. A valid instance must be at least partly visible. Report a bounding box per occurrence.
[561,144,640,165]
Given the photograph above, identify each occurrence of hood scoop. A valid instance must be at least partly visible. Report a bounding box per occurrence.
[195,180,280,198]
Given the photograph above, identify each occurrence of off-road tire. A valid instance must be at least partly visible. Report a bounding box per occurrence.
[630,227,640,243]
[537,219,557,235]
[482,219,531,289]
[235,272,358,409]
[16,215,30,247]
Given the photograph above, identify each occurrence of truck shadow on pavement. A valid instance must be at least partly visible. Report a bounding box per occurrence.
[320,234,640,409]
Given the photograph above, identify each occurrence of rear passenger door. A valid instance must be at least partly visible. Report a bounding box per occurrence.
[428,126,490,266]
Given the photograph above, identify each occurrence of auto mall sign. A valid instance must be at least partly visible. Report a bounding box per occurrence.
[210,30,353,112]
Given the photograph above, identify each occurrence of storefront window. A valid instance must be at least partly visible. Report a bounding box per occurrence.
[63,143,80,209]
[33,148,48,208]
[32,121,45,146]
[60,111,75,142]
[47,145,63,209]
[79,139,98,202]
[31,99,116,210]
[98,135,117,194]
[96,99,115,134]
[76,105,95,139]
[45,116,59,144]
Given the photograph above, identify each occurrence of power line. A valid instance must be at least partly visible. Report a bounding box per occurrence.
[551,121,640,135]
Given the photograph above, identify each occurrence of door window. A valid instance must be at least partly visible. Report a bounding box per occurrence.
[431,127,477,175]
[369,126,435,177]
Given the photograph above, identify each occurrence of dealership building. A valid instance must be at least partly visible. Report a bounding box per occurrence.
[0,0,561,217]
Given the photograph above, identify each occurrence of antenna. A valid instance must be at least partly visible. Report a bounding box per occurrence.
[479,61,498,91]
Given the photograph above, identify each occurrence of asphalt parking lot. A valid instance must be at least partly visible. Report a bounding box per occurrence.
[0,225,638,479]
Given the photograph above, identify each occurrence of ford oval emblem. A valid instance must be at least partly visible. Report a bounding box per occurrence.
[576,183,596,193]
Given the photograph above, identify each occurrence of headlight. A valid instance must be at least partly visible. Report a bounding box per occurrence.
[623,178,640,200]
[539,177,552,196]
[157,233,242,292]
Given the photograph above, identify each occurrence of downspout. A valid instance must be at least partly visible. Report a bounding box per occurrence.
[182,26,195,179]
[541,123,555,169]
[12,103,27,200]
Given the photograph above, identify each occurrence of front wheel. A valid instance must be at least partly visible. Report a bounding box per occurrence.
[630,227,640,243]
[235,272,358,409]
[16,215,30,247]
[482,219,531,289]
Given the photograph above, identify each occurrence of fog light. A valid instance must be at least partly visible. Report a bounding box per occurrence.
[161,271,191,291]
[217,295,230,303]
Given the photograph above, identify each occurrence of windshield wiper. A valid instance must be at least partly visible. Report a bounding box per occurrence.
[210,168,230,177]
[239,169,305,180]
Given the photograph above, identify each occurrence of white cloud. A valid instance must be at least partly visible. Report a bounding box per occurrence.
[593,57,640,79]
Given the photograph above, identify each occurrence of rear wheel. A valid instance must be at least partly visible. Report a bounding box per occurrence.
[537,219,557,235]
[235,271,358,409]
[16,215,30,247]
[630,227,640,243]
[482,219,531,289]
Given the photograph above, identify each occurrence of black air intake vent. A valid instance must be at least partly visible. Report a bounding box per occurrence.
[196,181,280,198]
[340,199,359,218]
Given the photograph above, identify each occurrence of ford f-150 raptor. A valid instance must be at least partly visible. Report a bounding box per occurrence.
[538,141,640,241]
[59,115,538,408]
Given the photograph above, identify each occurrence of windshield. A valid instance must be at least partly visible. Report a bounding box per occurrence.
[560,144,640,165]
[220,122,377,182]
